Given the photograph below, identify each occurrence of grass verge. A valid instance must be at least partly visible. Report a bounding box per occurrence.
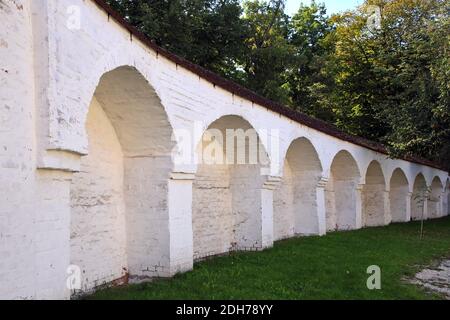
[89,216,450,300]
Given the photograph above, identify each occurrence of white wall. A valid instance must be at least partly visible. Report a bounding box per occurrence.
[192,116,269,259]
[390,169,410,222]
[0,0,448,299]
[411,174,428,221]
[326,151,362,231]
[362,161,390,227]
[193,163,233,259]
[428,177,444,219]
[274,138,323,238]
[273,162,295,240]
[70,98,127,294]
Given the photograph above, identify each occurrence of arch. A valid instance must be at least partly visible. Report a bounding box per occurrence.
[411,173,428,221]
[70,66,175,294]
[194,113,273,171]
[446,179,450,216]
[428,176,443,219]
[192,115,271,260]
[325,150,362,231]
[273,138,323,240]
[362,161,389,227]
[389,168,410,222]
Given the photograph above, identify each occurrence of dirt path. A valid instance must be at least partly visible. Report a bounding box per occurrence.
[410,259,450,299]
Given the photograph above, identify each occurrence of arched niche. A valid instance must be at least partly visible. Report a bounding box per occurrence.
[389,168,410,222]
[70,66,175,294]
[273,138,323,240]
[411,173,427,221]
[192,115,271,260]
[446,179,450,216]
[325,150,362,231]
[428,176,443,219]
[362,161,389,227]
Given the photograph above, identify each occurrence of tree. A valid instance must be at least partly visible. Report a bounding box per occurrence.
[287,1,335,121]
[374,0,450,169]
[318,0,449,168]
[106,0,247,79]
[106,0,449,169]
[240,0,295,104]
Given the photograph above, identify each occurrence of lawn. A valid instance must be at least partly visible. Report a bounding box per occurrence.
[89,216,450,300]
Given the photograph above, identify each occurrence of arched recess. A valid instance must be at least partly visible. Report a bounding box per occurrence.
[446,179,450,216]
[389,168,410,222]
[192,115,271,260]
[325,150,362,231]
[362,161,389,227]
[428,177,443,219]
[273,138,323,240]
[411,173,427,221]
[70,66,175,294]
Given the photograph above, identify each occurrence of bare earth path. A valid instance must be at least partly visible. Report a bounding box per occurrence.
[411,259,450,299]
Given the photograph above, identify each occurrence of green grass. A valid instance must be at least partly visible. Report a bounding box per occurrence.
[89,217,450,300]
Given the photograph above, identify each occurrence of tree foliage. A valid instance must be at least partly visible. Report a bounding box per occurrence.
[106,0,449,169]
[106,0,247,77]
[324,0,449,167]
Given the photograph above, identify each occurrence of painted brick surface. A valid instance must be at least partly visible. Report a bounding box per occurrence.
[70,99,127,293]
[0,0,448,300]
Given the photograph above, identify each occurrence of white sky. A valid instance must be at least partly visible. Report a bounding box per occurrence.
[285,0,364,16]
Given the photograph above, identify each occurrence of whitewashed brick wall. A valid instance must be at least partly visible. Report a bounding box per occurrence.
[1,0,38,299]
[362,161,390,227]
[389,169,410,222]
[70,99,127,294]
[273,162,295,241]
[0,0,448,300]
[193,164,233,259]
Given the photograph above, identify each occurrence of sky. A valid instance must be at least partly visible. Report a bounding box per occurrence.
[285,0,364,16]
